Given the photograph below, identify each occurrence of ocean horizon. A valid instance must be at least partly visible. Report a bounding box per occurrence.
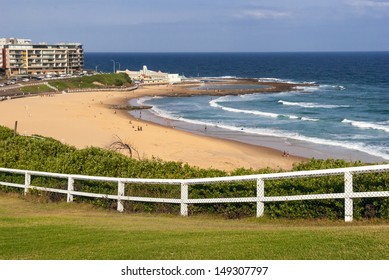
[85,52,389,163]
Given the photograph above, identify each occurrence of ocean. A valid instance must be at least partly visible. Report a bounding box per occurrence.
[84,52,389,162]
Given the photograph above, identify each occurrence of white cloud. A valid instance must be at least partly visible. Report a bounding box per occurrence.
[236,9,291,20]
[348,0,389,9]
[347,0,389,17]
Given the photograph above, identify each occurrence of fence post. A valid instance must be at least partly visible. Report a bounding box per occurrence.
[67,177,74,203]
[24,172,31,195]
[256,178,265,218]
[117,181,125,212]
[181,182,188,216]
[344,171,353,222]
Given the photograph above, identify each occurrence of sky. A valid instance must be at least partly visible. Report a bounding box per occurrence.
[1,0,389,52]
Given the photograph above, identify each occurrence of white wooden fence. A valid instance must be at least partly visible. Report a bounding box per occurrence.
[0,164,388,222]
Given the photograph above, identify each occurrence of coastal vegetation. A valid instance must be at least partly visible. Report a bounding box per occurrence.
[48,73,132,91]
[0,73,132,96]
[0,125,387,220]
[20,84,56,94]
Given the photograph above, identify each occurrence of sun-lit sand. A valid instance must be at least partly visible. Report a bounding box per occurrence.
[0,85,306,171]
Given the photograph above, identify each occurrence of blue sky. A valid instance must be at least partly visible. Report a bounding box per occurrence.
[2,0,389,52]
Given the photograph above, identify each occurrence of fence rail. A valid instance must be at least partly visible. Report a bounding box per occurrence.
[0,164,388,222]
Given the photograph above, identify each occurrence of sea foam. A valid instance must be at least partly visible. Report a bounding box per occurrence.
[278,100,350,109]
[342,119,389,133]
[209,99,279,118]
[258,77,295,84]
[210,97,320,122]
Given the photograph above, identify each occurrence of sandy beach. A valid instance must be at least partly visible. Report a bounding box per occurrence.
[0,84,306,171]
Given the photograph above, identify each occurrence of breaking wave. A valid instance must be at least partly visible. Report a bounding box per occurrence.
[278,100,350,109]
[210,98,320,122]
[342,119,389,133]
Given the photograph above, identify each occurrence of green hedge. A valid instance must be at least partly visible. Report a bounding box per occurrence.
[0,125,387,219]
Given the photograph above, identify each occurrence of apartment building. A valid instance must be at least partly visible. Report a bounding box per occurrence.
[0,38,31,74]
[1,38,83,77]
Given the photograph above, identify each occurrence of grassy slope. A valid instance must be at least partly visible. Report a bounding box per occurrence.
[1,194,388,260]
[1,74,132,96]
[20,84,55,94]
[48,73,132,91]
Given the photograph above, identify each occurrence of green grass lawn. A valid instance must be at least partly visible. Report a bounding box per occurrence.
[20,84,56,94]
[48,73,132,91]
[0,193,388,260]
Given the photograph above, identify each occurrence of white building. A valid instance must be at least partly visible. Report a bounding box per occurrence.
[118,65,182,84]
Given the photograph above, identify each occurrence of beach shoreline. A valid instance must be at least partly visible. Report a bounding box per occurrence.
[0,79,383,172]
[0,80,310,171]
[116,82,311,170]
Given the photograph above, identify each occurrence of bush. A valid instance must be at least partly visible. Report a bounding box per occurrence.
[0,126,14,140]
